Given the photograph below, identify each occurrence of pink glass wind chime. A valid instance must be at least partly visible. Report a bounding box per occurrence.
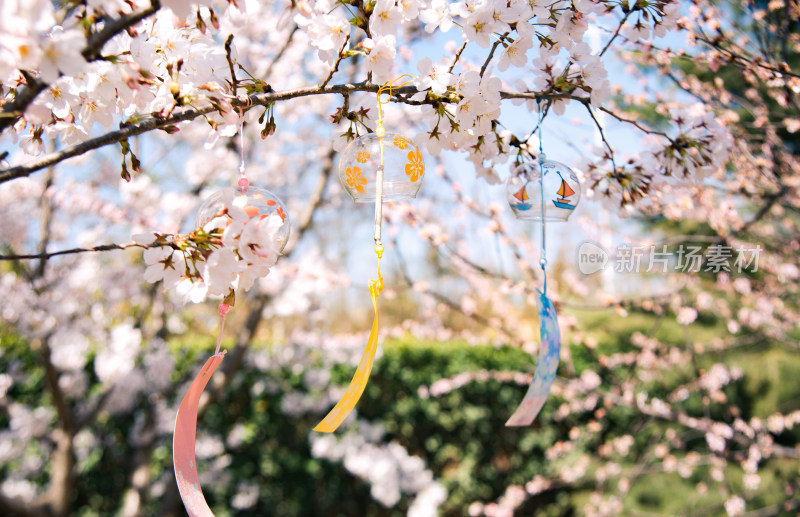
[504,104,580,426]
[172,125,290,517]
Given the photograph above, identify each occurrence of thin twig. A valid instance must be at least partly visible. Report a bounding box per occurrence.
[584,103,618,172]
[600,9,632,57]
[224,34,238,95]
[264,25,298,79]
[598,105,672,140]
[695,35,800,80]
[480,32,509,77]
[321,35,351,88]
[0,241,165,261]
[448,42,468,73]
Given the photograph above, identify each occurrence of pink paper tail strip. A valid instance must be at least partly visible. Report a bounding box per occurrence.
[173,352,226,517]
[506,290,561,427]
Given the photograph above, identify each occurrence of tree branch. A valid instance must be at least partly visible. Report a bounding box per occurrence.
[0,84,583,184]
[598,105,672,140]
[40,338,76,517]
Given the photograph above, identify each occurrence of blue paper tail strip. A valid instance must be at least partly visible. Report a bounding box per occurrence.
[506,290,561,427]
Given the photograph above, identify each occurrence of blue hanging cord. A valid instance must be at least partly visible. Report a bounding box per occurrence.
[536,99,547,296]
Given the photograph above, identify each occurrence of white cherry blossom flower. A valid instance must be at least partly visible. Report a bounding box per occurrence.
[462,10,497,48]
[175,277,208,304]
[204,247,242,297]
[497,35,532,71]
[414,57,453,96]
[43,121,88,146]
[295,11,350,64]
[419,0,454,33]
[397,0,421,22]
[39,78,79,119]
[18,131,43,156]
[363,35,396,82]
[79,97,115,129]
[38,27,86,83]
[238,214,283,268]
[143,246,183,288]
[370,0,403,36]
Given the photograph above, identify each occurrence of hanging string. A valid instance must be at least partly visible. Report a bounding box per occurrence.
[536,99,548,296]
[214,303,229,355]
[375,74,414,131]
[373,75,413,250]
[238,111,249,190]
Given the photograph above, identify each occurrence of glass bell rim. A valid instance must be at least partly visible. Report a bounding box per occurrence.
[511,158,575,171]
[511,213,571,222]
[350,191,421,203]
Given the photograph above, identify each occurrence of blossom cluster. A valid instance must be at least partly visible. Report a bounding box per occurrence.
[140,188,287,304]
[1,0,695,208]
[311,421,447,515]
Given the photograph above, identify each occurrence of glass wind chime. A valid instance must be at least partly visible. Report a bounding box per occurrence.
[315,77,424,433]
[504,105,580,426]
[173,124,291,516]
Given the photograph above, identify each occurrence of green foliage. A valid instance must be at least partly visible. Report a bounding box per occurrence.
[2,315,799,516]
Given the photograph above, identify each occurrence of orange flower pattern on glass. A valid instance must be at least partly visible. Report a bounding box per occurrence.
[346,166,367,193]
[357,150,370,163]
[404,150,423,182]
[393,136,411,149]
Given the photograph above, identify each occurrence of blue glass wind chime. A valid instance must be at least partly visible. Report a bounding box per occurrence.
[505,103,580,426]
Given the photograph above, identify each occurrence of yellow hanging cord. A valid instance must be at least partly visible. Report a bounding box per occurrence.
[314,76,411,433]
[375,74,414,133]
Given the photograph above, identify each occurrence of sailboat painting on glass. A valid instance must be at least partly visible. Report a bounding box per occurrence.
[512,185,532,211]
[552,173,576,210]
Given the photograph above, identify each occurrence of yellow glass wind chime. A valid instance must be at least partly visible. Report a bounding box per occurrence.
[315,77,424,432]
[173,122,291,517]
[504,102,580,426]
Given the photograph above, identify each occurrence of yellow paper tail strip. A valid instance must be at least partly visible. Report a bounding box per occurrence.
[314,256,383,433]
